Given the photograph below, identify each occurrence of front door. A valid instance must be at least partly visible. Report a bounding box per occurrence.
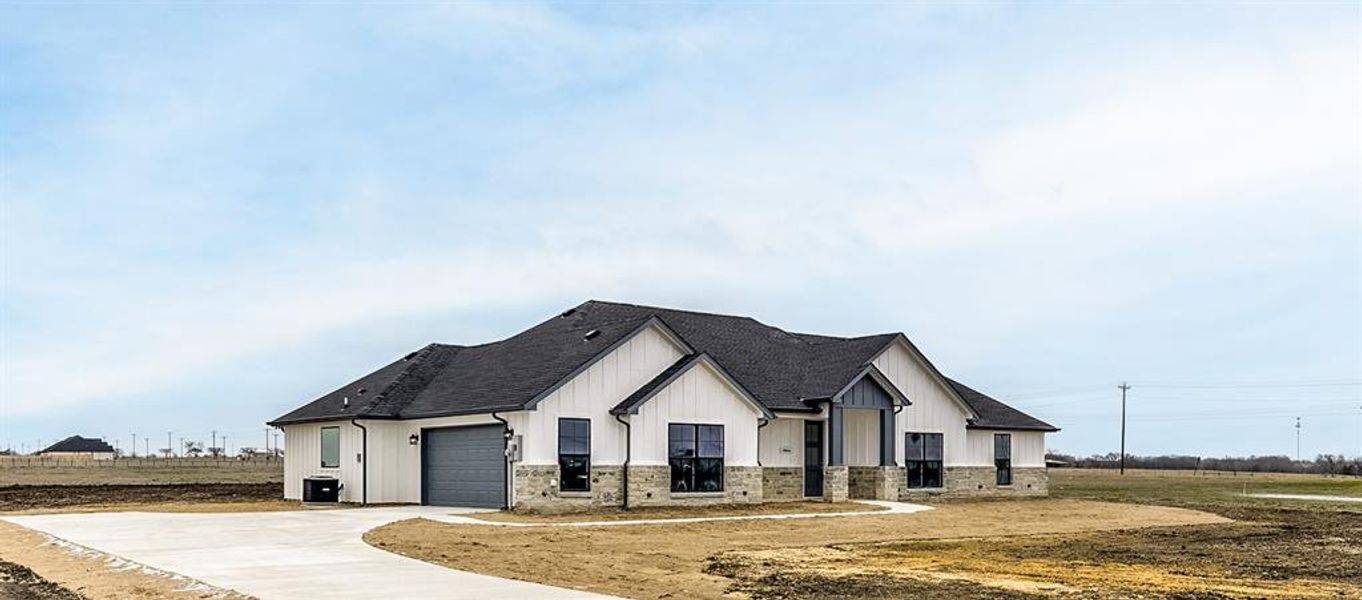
[804,421,824,497]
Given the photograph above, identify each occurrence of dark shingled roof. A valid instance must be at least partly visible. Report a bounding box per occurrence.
[40,436,115,454]
[269,300,1055,432]
[947,378,1059,431]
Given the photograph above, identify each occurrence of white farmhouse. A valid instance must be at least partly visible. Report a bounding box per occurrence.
[270,301,1057,510]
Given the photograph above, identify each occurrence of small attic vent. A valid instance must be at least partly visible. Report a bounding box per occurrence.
[357,387,367,395]
[583,329,601,341]
[560,308,577,318]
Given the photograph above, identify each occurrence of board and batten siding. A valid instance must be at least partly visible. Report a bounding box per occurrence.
[521,324,686,466]
[283,421,363,502]
[964,429,1045,467]
[843,409,881,467]
[283,412,525,505]
[630,362,761,466]
[757,417,802,467]
[872,341,974,467]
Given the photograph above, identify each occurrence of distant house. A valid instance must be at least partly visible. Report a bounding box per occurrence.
[38,436,116,460]
[271,300,1058,509]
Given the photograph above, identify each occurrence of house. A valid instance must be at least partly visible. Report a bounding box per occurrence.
[269,301,1058,510]
[38,436,116,460]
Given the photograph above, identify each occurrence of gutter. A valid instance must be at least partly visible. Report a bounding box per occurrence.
[349,419,368,505]
[614,413,631,511]
[491,412,512,510]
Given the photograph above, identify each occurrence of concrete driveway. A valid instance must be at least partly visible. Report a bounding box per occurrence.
[3,506,616,599]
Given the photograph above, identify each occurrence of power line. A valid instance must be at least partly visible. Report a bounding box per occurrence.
[1138,381,1361,389]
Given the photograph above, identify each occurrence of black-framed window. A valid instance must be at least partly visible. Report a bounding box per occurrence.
[995,433,1012,485]
[558,418,591,492]
[668,424,723,492]
[905,432,943,489]
[320,426,340,468]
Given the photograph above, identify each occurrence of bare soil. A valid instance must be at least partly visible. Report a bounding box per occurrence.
[0,464,281,487]
[473,500,885,523]
[0,521,249,600]
[0,484,282,513]
[0,560,84,600]
[365,498,1226,599]
[714,506,1362,599]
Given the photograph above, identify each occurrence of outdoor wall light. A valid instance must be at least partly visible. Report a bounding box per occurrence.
[408,433,420,446]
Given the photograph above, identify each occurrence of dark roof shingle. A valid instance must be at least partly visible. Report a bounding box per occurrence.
[270,300,1055,432]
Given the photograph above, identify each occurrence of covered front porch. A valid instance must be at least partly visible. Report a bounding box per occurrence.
[762,370,905,502]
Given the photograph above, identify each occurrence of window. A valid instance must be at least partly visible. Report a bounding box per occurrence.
[905,432,943,488]
[320,426,340,468]
[995,433,1012,485]
[558,418,591,492]
[668,424,723,492]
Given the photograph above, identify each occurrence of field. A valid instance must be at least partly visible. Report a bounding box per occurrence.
[0,458,283,514]
[368,469,1362,599]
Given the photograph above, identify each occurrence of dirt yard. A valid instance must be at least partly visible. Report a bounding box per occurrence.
[0,461,282,487]
[472,500,885,523]
[0,483,284,513]
[366,498,1227,599]
[0,520,250,600]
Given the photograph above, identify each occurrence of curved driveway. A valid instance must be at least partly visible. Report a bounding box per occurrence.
[4,506,616,599]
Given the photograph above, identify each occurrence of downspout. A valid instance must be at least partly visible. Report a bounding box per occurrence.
[613,413,631,511]
[349,419,368,506]
[756,418,770,467]
[491,412,512,510]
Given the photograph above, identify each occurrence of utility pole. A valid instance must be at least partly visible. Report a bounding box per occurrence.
[223,436,229,458]
[211,430,218,456]
[131,433,136,458]
[264,428,270,454]
[273,432,280,456]
[166,431,173,458]
[1295,417,1301,462]
[1119,382,1131,475]
[144,437,150,457]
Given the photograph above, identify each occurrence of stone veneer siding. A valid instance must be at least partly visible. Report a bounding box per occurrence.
[848,466,903,501]
[625,465,763,508]
[899,466,1049,500]
[822,465,849,502]
[513,464,623,512]
[761,467,804,502]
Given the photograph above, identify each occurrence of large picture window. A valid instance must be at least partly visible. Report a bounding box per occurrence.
[558,418,591,492]
[995,433,1012,486]
[905,432,943,489]
[320,426,340,468]
[668,424,724,493]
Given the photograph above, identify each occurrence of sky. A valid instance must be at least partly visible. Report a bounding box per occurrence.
[1,3,1358,459]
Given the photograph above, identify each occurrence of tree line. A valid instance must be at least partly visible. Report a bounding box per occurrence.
[1046,451,1362,476]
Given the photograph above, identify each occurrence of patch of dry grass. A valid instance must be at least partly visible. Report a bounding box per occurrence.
[473,500,884,523]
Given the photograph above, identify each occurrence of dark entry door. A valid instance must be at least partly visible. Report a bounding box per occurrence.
[423,425,506,508]
[804,421,824,497]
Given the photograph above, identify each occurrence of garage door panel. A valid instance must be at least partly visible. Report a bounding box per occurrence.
[423,425,505,508]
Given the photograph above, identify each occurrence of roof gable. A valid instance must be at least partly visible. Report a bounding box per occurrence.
[611,353,774,419]
[269,300,1055,432]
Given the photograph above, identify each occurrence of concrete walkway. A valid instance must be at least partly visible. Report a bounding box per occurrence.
[432,499,933,528]
[3,506,616,599]
[1247,493,1362,503]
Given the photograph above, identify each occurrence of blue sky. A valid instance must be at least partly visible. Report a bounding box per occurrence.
[1,3,1358,459]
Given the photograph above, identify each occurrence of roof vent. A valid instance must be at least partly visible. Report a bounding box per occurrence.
[560,308,577,318]
[583,329,601,341]
[342,396,349,408]
[357,387,367,395]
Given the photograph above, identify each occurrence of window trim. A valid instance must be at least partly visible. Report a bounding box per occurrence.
[557,417,591,493]
[904,431,944,489]
[320,426,340,469]
[994,433,1013,486]
[668,423,725,493]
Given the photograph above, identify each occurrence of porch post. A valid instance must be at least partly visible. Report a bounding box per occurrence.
[828,405,844,466]
[880,408,895,466]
